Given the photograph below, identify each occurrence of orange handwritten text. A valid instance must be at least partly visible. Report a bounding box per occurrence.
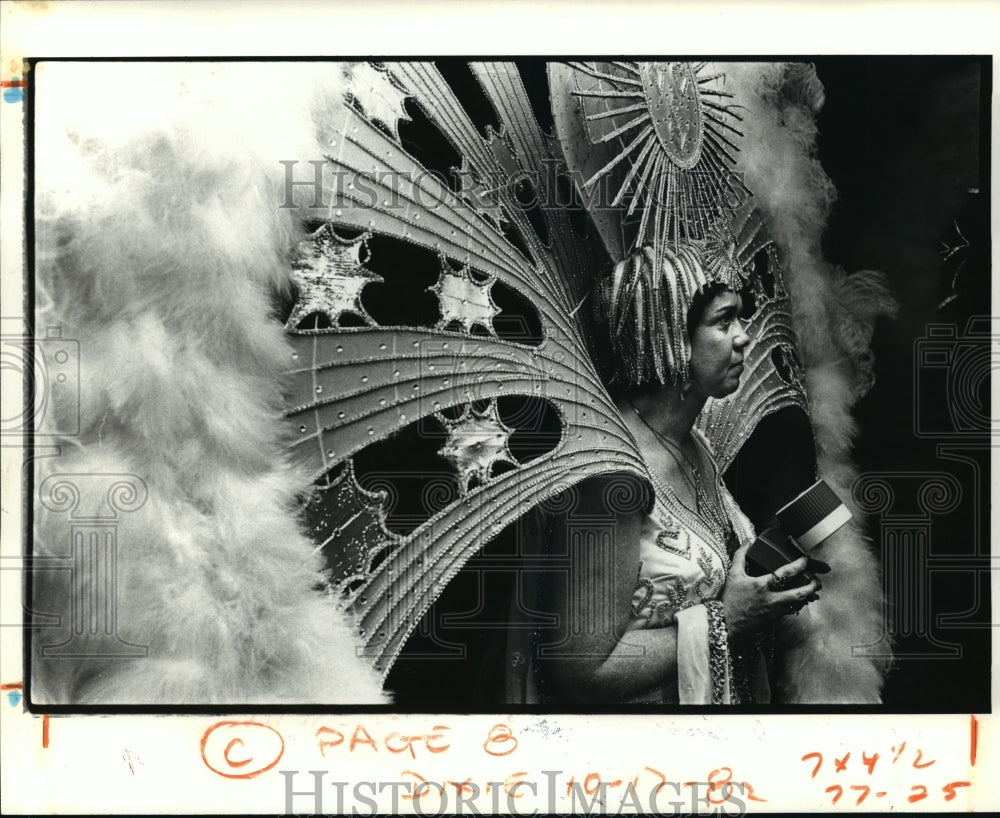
[482,723,518,756]
[802,719,977,807]
[400,770,445,800]
[488,771,532,799]
[200,720,284,779]
[970,715,978,766]
[803,744,938,778]
[683,767,767,805]
[316,723,452,758]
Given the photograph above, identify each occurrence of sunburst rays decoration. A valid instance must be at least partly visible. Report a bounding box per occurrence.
[568,61,749,267]
[566,61,753,386]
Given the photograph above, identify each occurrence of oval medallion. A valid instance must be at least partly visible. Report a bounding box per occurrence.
[638,62,703,170]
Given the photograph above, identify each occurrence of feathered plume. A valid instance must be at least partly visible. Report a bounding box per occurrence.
[32,62,386,703]
[720,62,895,702]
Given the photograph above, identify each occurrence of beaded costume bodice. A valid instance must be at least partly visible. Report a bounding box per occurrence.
[628,430,755,631]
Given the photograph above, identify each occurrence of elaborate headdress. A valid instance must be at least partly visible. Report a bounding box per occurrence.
[551,62,809,469]
[598,241,714,386]
[551,61,752,387]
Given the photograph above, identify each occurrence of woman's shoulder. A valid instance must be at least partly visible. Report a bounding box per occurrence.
[690,426,717,457]
[541,471,653,519]
[691,427,726,475]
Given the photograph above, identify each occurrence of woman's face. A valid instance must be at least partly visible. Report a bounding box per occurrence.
[688,290,751,399]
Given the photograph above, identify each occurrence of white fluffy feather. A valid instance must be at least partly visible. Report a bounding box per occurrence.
[722,62,894,702]
[32,63,385,703]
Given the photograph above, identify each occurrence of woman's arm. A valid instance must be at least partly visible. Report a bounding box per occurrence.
[535,474,821,703]
[537,474,679,703]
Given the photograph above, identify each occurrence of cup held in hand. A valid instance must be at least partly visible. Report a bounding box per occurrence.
[777,479,852,551]
[745,525,813,588]
[744,479,851,586]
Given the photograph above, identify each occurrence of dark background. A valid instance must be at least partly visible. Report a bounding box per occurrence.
[383,57,993,711]
[815,56,991,709]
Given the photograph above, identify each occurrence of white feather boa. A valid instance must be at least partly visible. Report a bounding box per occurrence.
[723,63,894,702]
[32,63,385,703]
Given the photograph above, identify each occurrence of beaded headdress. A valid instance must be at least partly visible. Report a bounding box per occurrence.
[550,61,753,387]
[596,236,738,387]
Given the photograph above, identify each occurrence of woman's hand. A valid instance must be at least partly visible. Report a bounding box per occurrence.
[721,544,821,639]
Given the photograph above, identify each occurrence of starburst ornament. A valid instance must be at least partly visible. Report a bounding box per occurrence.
[436,401,518,494]
[285,224,382,331]
[306,459,401,593]
[455,157,507,229]
[429,259,500,334]
[345,62,411,140]
[700,210,759,291]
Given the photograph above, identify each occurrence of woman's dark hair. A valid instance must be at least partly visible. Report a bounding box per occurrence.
[685,281,732,339]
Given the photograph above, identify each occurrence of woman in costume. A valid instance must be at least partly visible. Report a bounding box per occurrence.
[32,60,889,705]
[285,60,888,706]
[531,253,821,705]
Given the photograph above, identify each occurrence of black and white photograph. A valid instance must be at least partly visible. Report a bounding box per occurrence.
[1,1,996,814]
